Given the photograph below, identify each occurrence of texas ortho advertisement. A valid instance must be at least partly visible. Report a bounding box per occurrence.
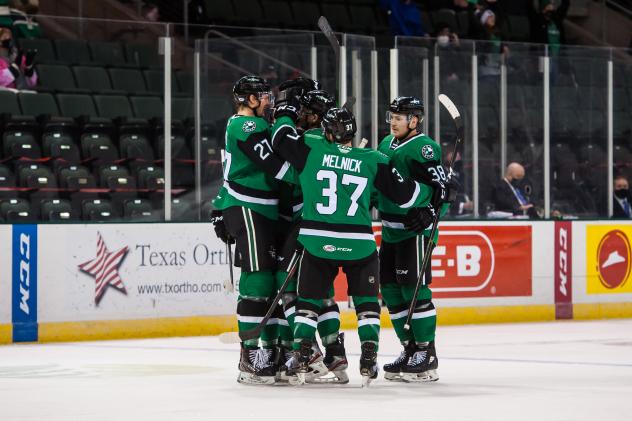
[38,224,237,323]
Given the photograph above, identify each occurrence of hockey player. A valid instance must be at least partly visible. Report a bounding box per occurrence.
[211,75,297,385]
[377,96,451,383]
[271,102,436,385]
[274,87,349,383]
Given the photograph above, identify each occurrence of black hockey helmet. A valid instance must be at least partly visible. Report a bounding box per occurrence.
[388,96,424,116]
[386,96,424,132]
[278,77,321,95]
[300,90,335,117]
[233,75,272,104]
[322,107,356,143]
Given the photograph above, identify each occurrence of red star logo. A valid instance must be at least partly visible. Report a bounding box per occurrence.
[78,232,129,305]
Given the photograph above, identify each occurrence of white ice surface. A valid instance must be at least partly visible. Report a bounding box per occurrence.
[0,320,631,421]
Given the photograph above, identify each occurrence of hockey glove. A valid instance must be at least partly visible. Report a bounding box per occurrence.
[404,205,436,233]
[211,209,234,244]
[274,101,300,122]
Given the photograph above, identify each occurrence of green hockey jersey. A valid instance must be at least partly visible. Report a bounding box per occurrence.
[213,114,296,220]
[377,133,448,243]
[272,116,427,260]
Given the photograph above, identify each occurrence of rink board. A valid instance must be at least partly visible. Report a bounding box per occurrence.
[0,220,631,344]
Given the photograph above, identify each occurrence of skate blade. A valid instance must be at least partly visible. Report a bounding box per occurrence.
[361,374,374,388]
[307,370,349,384]
[383,372,405,382]
[401,369,439,383]
[237,372,276,385]
[307,360,329,378]
[289,372,307,386]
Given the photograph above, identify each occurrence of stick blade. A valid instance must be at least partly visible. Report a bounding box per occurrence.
[317,16,334,37]
[438,94,460,119]
[218,332,241,344]
[438,93,464,140]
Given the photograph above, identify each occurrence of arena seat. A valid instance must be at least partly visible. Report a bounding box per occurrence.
[54,39,91,65]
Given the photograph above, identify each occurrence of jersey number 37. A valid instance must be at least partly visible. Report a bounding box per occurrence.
[316,170,368,217]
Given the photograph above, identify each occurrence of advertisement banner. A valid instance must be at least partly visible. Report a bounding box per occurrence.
[12,224,38,342]
[554,221,573,319]
[0,225,12,325]
[586,225,632,294]
[431,226,532,298]
[38,224,237,322]
[335,224,532,300]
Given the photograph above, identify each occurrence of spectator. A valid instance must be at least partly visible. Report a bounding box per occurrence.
[142,2,160,22]
[0,26,37,89]
[436,22,460,48]
[613,176,632,219]
[531,0,570,54]
[11,0,41,39]
[435,23,463,82]
[476,8,509,79]
[491,162,539,219]
[378,0,427,37]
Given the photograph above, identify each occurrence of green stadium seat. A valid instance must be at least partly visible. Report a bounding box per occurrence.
[125,43,160,68]
[37,64,88,93]
[136,165,164,189]
[18,38,57,63]
[82,198,115,220]
[54,39,91,65]
[40,198,76,221]
[56,93,98,118]
[73,66,124,94]
[89,41,129,67]
[93,94,134,119]
[0,198,33,222]
[130,95,163,120]
[172,97,193,121]
[108,68,149,94]
[123,198,157,220]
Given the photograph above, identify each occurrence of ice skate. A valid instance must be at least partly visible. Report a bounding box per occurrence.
[309,333,349,384]
[383,341,416,381]
[359,342,379,387]
[237,344,276,385]
[401,341,439,383]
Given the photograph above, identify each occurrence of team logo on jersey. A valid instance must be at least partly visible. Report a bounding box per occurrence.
[421,145,434,159]
[242,120,256,133]
[323,245,336,253]
[337,145,352,154]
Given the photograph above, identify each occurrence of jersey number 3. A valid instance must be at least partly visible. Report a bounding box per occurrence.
[316,170,368,217]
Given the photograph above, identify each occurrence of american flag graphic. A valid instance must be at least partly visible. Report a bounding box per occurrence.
[78,232,128,305]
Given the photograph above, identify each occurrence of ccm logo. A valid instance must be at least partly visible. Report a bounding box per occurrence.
[431,230,495,292]
[558,227,569,296]
[18,233,31,315]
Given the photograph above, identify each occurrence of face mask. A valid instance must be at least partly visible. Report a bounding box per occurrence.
[437,35,450,47]
[510,179,522,188]
[615,189,629,199]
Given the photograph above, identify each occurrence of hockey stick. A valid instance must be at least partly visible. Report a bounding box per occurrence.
[403,94,463,332]
[219,251,301,344]
[223,242,235,293]
[317,16,340,97]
